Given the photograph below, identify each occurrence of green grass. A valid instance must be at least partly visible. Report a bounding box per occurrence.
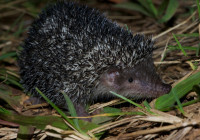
[172,33,187,56]
[155,71,200,111]
[115,0,179,23]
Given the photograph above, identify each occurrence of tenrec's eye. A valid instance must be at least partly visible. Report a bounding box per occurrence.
[128,77,133,83]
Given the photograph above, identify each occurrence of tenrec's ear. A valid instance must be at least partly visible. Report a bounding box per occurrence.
[101,70,120,87]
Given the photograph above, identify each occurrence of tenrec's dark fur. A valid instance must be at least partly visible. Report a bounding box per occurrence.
[18,2,161,107]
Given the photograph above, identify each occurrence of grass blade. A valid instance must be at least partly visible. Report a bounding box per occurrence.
[157,0,169,16]
[110,91,144,110]
[168,46,198,51]
[197,43,200,56]
[171,89,184,114]
[115,2,153,17]
[196,0,200,19]
[159,0,179,23]
[0,69,22,89]
[138,0,158,17]
[175,33,199,37]
[36,88,90,136]
[0,52,17,61]
[146,0,158,17]
[155,71,200,110]
[0,109,69,130]
[61,91,83,134]
[35,88,75,127]
[172,33,187,56]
